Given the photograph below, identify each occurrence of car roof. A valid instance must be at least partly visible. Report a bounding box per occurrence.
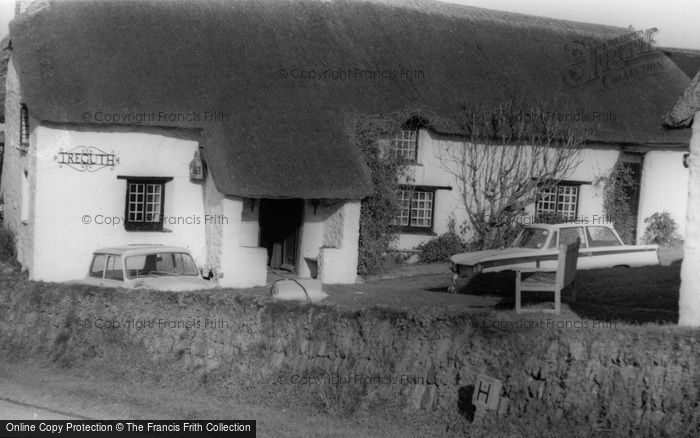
[525,222,611,230]
[91,245,193,256]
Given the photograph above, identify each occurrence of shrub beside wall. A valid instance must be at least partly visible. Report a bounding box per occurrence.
[642,212,682,246]
[1,277,699,436]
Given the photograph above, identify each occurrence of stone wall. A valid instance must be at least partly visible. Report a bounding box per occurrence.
[0,279,698,435]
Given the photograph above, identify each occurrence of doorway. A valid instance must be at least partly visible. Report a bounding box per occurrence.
[620,152,644,243]
[259,199,304,272]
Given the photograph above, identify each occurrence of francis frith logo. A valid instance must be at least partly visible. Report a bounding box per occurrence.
[563,28,667,90]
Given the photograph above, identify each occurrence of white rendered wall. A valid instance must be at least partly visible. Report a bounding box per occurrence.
[298,200,324,279]
[319,200,361,284]
[393,128,621,250]
[637,150,689,241]
[32,125,207,281]
[203,171,267,288]
[216,195,267,288]
[679,112,700,326]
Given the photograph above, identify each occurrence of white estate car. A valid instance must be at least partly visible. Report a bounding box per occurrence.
[449,223,659,288]
[84,245,218,291]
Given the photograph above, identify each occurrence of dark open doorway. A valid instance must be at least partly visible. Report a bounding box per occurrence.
[259,199,304,272]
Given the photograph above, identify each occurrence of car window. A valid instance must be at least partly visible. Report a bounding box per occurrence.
[513,228,550,249]
[174,253,199,276]
[548,231,558,248]
[125,252,199,278]
[560,227,587,248]
[586,226,622,247]
[89,254,106,278]
[156,253,175,272]
[104,255,124,281]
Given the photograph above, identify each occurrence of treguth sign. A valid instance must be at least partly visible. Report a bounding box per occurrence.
[54,146,119,172]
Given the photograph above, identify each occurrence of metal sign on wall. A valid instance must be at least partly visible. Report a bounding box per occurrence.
[54,146,120,172]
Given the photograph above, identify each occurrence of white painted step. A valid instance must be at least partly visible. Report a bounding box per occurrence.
[270,279,328,303]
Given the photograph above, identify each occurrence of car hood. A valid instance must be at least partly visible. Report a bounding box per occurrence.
[450,247,539,267]
[133,276,219,291]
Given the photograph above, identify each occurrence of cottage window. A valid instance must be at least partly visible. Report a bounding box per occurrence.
[390,129,418,162]
[393,187,434,232]
[536,184,579,220]
[20,104,30,148]
[118,176,173,231]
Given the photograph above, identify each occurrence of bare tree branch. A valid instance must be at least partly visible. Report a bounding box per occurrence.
[437,98,587,248]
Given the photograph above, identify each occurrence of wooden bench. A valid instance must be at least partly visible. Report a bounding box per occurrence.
[515,238,580,314]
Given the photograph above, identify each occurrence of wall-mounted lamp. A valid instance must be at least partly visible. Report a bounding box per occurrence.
[250,199,257,212]
[189,149,204,180]
[311,199,320,215]
[683,153,690,169]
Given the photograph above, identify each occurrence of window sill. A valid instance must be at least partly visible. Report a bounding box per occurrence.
[124,228,173,233]
[394,228,436,236]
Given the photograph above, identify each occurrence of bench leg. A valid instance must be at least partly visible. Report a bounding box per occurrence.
[448,271,479,294]
[448,274,459,294]
[555,288,561,315]
[515,272,522,313]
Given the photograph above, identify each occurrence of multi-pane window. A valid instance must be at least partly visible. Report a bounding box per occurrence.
[20,104,30,148]
[395,190,411,226]
[390,129,418,162]
[394,188,434,231]
[536,185,579,219]
[119,176,171,231]
[128,182,162,223]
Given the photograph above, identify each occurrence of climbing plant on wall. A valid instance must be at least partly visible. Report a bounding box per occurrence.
[596,158,639,244]
[350,112,411,275]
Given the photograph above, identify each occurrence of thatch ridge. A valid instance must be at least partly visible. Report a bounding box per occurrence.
[665,71,700,128]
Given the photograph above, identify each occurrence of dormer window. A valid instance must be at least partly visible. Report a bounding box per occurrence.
[20,104,30,149]
[390,128,418,163]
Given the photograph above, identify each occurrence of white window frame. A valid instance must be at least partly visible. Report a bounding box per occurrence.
[390,128,418,162]
[536,184,579,219]
[393,187,435,232]
[118,176,172,231]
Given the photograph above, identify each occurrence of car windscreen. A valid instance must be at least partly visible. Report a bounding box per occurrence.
[512,228,550,249]
[125,252,200,278]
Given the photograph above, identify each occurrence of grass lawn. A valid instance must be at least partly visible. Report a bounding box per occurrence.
[321,251,682,325]
[463,264,680,324]
[234,256,681,325]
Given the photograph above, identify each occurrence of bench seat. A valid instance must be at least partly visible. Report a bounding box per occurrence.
[515,239,580,315]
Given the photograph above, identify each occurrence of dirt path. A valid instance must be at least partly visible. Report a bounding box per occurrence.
[0,398,78,420]
[0,359,452,438]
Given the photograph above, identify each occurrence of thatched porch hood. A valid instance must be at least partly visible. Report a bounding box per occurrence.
[8,0,692,198]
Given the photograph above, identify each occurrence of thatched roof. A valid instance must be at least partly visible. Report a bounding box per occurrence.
[8,0,693,197]
[662,48,700,80]
[665,71,700,128]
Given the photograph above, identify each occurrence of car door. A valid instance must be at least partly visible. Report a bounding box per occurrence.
[584,225,625,268]
[84,254,124,288]
[83,254,107,286]
[558,226,591,269]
